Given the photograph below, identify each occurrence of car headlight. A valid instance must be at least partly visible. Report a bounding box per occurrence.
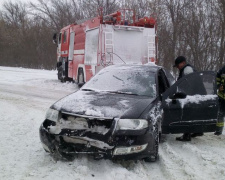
[113,144,148,155]
[45,108,59,122]
[116,119,148,130]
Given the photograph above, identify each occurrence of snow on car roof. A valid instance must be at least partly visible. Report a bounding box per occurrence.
[103,64,160,72]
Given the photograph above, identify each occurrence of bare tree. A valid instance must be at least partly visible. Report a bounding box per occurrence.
[121,0,152,18]
[2,1,27,28]
[0,0,224,71]
[216,0,225,67]
[78,0,119,18]
[30,0,83,31]
[156,0,191,72]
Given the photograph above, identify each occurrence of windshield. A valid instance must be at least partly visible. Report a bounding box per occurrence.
[82,65,156,97]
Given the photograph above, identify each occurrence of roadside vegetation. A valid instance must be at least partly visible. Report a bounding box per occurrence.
[0,0,224,74]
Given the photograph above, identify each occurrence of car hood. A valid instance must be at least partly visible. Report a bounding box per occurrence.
[52,90,155,119]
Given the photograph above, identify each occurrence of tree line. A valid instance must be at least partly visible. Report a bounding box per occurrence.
[0,0,224,73]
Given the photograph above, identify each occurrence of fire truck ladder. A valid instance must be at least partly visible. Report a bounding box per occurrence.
[104,31,114,65]
[147,35,155,63]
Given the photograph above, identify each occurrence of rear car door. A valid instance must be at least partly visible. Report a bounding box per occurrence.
[161,71,218,134]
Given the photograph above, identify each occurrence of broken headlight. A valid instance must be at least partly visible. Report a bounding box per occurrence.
[116,119,148,130]
[45,108,59,122]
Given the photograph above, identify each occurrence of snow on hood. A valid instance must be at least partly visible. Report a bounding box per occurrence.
[166,94,217,108]
[52,90,153,118]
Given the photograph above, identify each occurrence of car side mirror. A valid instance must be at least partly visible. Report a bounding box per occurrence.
[169,92,187,99]
[53,33,57,44]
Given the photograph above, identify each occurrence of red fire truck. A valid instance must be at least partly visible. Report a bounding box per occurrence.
[53,9,157,85]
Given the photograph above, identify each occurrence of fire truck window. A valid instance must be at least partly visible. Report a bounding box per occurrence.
[58,33,62,44]
[63,31,67,43]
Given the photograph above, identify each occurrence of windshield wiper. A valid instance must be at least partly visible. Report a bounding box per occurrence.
[82,89,139,96]
[81,88,96,92]
[105,91,139,96]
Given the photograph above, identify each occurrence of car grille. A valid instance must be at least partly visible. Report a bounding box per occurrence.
[61,111,114,129]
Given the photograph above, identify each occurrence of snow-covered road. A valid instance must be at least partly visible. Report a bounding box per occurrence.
[1,66,225,180]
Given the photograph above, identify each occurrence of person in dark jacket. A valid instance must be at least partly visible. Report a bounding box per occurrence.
[214,65,225,135]
[173,56,203,141]
[174,56,194,80]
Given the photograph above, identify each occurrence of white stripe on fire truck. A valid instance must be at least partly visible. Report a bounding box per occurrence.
[61,51,68,55]
[74,49,85,54]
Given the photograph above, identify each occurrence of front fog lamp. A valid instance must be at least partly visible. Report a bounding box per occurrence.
[116,119,148,130]
[113,144,148,155]
[45,108,59,122]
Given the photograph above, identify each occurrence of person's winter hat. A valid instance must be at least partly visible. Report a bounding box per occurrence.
[173,56,186,67]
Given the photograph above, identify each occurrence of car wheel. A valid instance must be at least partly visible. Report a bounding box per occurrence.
[58,66,67,82]
[60,152,75,161]
[144,123,159,162]
[159,131,162,143]
[44,149,50,153]
[58,148,75,161]
[78,73,84,84]
[78,68,85,87]
[57,66,63,81]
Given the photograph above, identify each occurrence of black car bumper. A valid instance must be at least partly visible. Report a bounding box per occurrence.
[39,119,156,161]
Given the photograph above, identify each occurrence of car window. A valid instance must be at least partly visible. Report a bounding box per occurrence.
[82,66,157,97]
[58,33,62,44]
[176,72,216,95]
[163,71,216,99]
[158,69,170,95]
[200,72,217,94]
[163,69,175,86]
[176,75,206,95]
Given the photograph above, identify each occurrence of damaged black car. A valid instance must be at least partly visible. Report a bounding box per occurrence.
[40,64,218,162]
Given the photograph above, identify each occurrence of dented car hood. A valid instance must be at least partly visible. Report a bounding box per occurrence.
[52,90,154,118]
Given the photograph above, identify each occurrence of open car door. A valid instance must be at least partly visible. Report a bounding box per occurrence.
[162,71,218,134]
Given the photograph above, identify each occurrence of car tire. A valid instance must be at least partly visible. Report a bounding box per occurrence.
[78,68,85,87]
[159,131,162,143]
[57,66,63,81]
[44,149,50,153]
[60,153,75,161]
[144,123,159,162]
[58,148,75,161]
[58,65,67,82]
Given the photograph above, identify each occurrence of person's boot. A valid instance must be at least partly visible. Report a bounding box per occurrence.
[215,113,224,136]
[176,133,191,141]
[214,131,222,136]
[191,133,204,137]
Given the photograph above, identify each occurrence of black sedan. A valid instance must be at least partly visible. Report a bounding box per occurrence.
[39,64,218,162]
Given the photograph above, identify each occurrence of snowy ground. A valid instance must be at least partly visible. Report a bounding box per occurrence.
[1,66,225,180]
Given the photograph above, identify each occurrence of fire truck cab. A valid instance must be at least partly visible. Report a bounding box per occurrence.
[54,9,157,85]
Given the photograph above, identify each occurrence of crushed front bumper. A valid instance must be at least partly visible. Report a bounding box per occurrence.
[39,119,155,161]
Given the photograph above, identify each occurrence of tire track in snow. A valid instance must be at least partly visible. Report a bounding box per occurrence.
[181,136,225,180]
[0,90,57,113]
[159,134,225,180]
[2,66,225,180]
[0,83,73,102]
[158,135,204,180]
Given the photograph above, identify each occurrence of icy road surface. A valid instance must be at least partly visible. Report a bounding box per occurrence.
[0,66,225,180]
